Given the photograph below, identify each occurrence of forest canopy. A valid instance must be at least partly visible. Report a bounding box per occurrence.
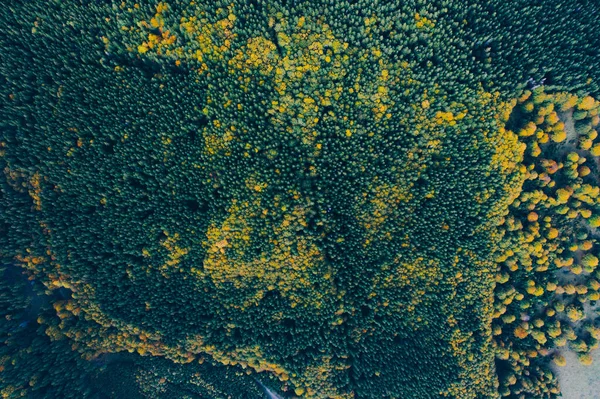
[1,1,600,398]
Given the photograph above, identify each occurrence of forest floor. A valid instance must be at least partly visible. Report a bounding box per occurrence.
[552,350,600,399]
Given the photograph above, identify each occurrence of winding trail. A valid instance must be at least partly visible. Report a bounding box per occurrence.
[254,378,285,399]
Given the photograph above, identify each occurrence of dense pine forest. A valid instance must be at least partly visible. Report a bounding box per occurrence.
[1,1,600,398]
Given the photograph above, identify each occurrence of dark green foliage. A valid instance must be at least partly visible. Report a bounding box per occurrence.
[90,354,264,399]
[0,264,265,398]
[1,1,599,398]
[0,264,97,398]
